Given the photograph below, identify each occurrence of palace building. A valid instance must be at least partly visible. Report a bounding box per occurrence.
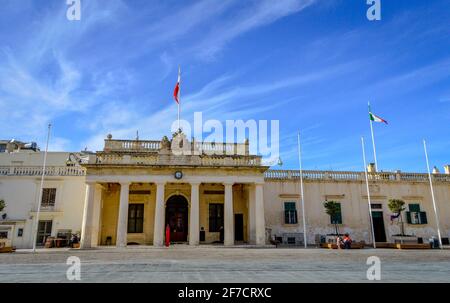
[1,133,449,249]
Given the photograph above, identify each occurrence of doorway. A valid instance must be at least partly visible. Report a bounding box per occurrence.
[372,211,387,242]
[234,214,244,241]
[165,195,188,242]
[36,220,52,246]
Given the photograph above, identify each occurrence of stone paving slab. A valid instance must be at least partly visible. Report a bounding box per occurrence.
[0,246,449,283]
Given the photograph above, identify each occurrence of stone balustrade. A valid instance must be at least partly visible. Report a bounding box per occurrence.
[264,169,450,183]
[104,139,161,152]
[94,153,261,167]
[104,138,249,156]
[194,141,249,155]
[3,166,448,182]
[0,166,86,176]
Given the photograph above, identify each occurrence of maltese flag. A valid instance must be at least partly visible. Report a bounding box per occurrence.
[173,67,181,104]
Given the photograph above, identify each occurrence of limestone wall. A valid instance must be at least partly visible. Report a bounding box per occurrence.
[264,179,450,244]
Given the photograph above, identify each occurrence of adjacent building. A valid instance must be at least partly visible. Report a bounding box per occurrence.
[1,133,449,249]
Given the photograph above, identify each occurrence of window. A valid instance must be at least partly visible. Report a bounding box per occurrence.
[287,237,296,244]
[284,202,298,224]
[406,203,427,224]
[371,204,383,209]
[209,203,224,232]
[330,203,343,224]
[36,220,52,245]
[0,231,8,239]
[127,204,144,233]
[41,188,56,207]
[17,228,23,237]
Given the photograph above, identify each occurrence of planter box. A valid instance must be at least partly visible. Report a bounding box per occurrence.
[395,243,430,249]
[392,236,418,244]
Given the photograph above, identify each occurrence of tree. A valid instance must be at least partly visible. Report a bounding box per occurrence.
[0,199,5,212]
[388,199,406,236]
[324,200,341,235]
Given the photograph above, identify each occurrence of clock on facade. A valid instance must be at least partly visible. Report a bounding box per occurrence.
[174,171,183,180]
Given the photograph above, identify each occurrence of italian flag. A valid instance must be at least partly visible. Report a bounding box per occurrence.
[369,111,388,124]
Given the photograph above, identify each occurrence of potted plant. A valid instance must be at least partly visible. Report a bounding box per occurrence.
[388,198,417,244]
[324,200,341,236]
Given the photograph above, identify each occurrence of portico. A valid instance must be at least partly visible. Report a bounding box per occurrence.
[79,132,268,248]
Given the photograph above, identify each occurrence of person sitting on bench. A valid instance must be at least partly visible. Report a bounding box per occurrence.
[342,233,352,249]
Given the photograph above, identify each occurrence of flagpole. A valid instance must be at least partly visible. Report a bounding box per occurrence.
[368,102,379,172]
[178,66,181,131]
[177,103,180,131]
[362,137,376,249]
[32,123,51,252]
[297,132,307,248]
[423,140,443,249]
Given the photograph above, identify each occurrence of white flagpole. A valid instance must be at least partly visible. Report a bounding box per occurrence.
[177,66,181,131]
[423,140,443,249]
[368,102,379,172]
[297,132,307,248]
[32,123,52,252]
[362,137,376,249]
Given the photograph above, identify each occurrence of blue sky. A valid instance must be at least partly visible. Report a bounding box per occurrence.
[0,0,449,172]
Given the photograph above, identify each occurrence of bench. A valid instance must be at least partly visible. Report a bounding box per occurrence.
[320,241,365,249]
[0,243,15,253]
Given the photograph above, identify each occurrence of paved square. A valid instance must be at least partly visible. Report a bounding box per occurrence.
[0,246,449,283]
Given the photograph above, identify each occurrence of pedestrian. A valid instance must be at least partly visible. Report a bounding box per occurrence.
[165,224,171,247]
[343,233,352,249]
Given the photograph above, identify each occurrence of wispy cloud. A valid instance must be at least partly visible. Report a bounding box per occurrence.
[193,0,316,59]
[82,58,359,151]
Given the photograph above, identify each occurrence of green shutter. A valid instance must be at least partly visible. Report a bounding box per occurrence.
[406,211,412,224]
[420,212,428,224]
[409,204,421,212]
[372,211,383,218]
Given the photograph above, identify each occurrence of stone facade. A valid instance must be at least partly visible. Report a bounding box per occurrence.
[0,134,449,249]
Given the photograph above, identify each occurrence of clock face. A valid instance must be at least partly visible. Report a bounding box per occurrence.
[174,171,183,180]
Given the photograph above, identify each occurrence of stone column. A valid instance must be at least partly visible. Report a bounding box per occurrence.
[80,182,96,249]
[224,182,234,246]
[248,184,256,244]
[189,182,200,245]
[255,182,266,245]
[153,182,166,247]
[90,184,102,247]
[116,182,130,247]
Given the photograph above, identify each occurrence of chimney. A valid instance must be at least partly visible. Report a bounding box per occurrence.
[367,163,376,173]
[444,165,450,175]
[432,166,440,174]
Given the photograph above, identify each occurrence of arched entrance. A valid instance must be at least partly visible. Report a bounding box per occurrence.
[165,195,189,242]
